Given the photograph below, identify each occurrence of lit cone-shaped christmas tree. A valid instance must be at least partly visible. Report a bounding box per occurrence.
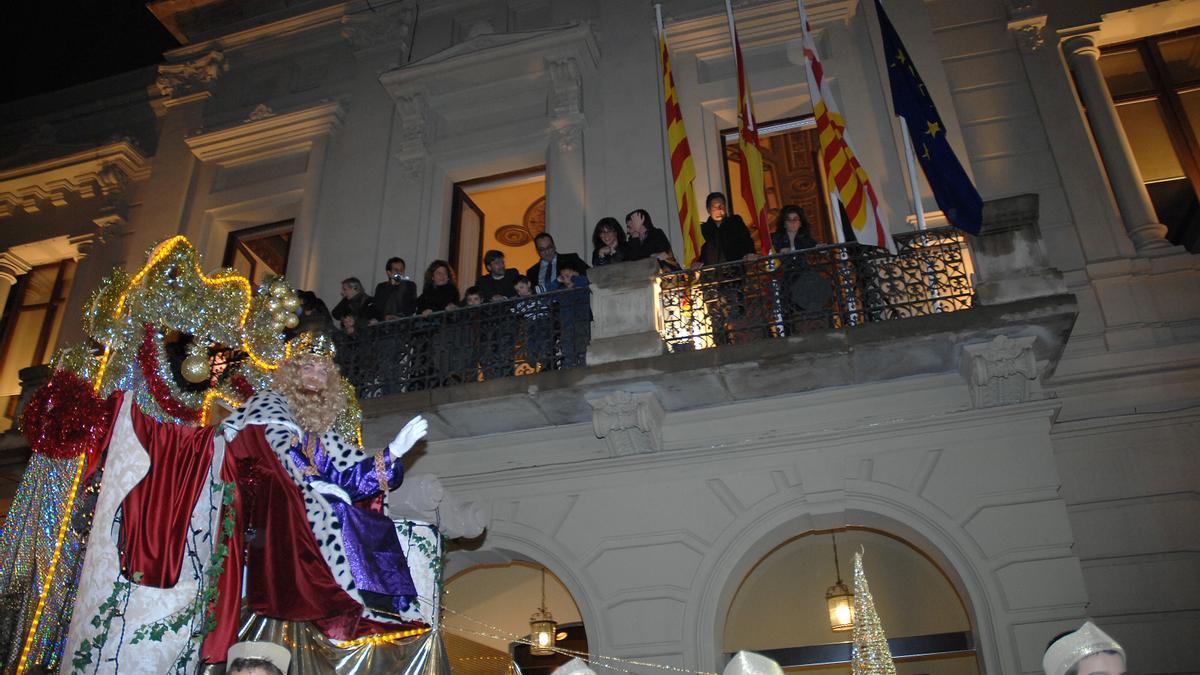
[850,549,897,675]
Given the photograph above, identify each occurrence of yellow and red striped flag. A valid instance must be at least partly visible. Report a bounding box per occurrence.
[797,1,895,251]
[731,26,772,255]
[659,32,704,267]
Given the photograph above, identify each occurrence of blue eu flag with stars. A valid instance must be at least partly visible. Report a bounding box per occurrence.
[876,0,982,235]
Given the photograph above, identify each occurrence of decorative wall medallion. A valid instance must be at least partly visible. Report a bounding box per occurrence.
[523,197,547,237]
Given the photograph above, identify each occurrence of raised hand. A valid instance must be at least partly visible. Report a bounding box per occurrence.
[388,415,429,459]
[310,480,351,503]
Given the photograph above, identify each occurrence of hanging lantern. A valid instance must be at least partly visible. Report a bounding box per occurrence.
[529,567,557,656]
[825,532,855,632]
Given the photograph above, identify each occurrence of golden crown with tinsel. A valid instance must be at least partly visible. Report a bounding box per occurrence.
[286,332,337,360]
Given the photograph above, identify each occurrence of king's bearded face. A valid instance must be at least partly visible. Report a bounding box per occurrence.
[273,355,346,434]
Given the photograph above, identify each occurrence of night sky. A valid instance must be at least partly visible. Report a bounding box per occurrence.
[1,1,178,104]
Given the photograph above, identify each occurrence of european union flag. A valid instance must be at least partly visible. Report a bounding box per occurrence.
[875,0,982,234]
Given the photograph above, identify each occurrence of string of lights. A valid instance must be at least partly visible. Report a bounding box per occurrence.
[436,601,718,675]
[14,454,86,675]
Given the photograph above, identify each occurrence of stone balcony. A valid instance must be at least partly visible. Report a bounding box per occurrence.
[353,194,1077,463]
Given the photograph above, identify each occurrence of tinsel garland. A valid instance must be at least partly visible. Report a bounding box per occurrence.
[138,324,202,424]
[21,370,115,460]
[850,550,897,675]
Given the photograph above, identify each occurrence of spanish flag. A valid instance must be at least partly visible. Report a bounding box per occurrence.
[659,31,704,267]
[797,1,895,252]
[730,23,772,255]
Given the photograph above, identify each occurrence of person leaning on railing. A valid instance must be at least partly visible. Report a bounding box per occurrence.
[770,204,834,334]
[696,192,757,266]
[331,277,375,336]
[591,217,626,267]
[623,209,680,272]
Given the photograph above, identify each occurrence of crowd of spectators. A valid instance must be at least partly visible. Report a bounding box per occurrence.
[287,196,823,384]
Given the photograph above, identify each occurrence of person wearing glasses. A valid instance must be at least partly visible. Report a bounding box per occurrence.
[526,232,588,294]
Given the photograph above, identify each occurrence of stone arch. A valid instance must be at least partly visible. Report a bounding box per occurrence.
[444,518,608,656]
[690,485,1009,674]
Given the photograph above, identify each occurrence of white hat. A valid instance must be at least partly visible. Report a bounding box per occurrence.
[723,651,785,675]
[1042,621,1125,675]
[227,640,291,673]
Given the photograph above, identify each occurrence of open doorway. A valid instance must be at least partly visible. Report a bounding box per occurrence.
[450,168,546,283]
[722,116,836,250]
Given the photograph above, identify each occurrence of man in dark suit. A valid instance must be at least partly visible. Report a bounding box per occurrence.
[476,250,520,301]
[372,256,418,321]
[526,232,589,293]
[698,192,757,266]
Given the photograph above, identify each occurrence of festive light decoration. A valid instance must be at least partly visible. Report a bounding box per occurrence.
[334,627,431,648]
[84,237,300,426]
[850,550,897,675]
[15,454,86,675]
[21,370,114,460]
[439,602,718,675]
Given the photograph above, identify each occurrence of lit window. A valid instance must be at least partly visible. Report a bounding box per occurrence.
[1100,30,1200,252]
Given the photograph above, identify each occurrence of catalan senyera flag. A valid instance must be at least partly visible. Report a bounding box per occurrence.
[797,1,895,252]
[660,32,704,267]
[731,26,772,255]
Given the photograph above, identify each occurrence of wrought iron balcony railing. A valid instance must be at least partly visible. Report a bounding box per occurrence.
[657,227,975,352]
[333,287,592,399]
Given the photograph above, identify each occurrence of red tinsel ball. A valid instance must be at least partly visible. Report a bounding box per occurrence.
[22,370,114,460]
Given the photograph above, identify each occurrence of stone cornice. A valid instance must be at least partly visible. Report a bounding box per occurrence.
[661,0,854,60]
[0,141,150,217]
[184,100,345,164]
[164,3,351,59]
[382,23,600,92]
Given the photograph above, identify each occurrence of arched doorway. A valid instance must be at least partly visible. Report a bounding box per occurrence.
[723,528,977,674]
[443,560,588,673]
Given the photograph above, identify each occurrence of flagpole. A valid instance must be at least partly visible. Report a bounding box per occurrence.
[724,0,738,67]
[653,3,679,249]
[863,0,924,233]
[898,115,927,231]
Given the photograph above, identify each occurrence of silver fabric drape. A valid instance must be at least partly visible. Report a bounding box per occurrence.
[200,614,450,675]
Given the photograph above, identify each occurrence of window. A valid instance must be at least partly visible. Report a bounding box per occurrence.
[222,220,294,286]
[451,168,546,281]
[0,260,76,431]
[1100,29,1200,251]
[722,116,836,250]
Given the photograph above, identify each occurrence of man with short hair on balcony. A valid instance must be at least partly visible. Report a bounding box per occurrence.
[372,256,418,321]
[476,249,520,301]
[527,232,588,294]
[698,192,757,266]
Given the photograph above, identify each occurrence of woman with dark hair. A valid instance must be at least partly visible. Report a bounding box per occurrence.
[770,205,831,334]
[417,260,461,316]
[591,217,627,266]
[623,209,680,271]
[770,205,819,253]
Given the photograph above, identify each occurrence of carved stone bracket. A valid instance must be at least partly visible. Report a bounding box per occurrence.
[156,51,227,102]
[960,335,1042,408]
[547,57,582,117]
[392,92,430,175]
[340,0,417,70]
[589,390,666,456]
[1008,14,1047,53]
[551,121,583,153]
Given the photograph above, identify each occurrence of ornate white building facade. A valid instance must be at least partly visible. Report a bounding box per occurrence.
[0,0,1197,673]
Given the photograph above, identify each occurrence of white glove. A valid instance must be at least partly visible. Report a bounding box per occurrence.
[310,480,351,503]
[388,415,429,459]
